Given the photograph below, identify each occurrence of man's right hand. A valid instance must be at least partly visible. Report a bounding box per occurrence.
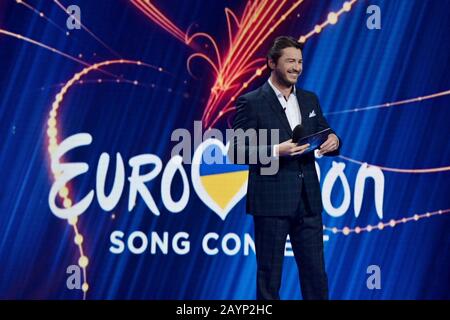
[275,139,310,157]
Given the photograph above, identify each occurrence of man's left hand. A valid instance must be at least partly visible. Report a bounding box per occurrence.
[318,133,339,155]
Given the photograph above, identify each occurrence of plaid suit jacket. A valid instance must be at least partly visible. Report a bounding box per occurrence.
[230,81,341,217]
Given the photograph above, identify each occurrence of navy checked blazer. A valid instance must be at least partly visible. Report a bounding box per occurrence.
[229,81,341,217]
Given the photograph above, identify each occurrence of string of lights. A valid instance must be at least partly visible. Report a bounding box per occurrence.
[325,89,450,116]
[324,209,450,235]
[46,59,156,299]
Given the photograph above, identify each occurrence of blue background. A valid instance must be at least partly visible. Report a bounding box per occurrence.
[0,0,449,299]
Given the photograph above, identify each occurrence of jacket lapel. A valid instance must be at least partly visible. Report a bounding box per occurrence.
[296,88,312,134]
[262,82,293,135]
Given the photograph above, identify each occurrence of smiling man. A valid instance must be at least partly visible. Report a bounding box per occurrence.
[230,36,341,300]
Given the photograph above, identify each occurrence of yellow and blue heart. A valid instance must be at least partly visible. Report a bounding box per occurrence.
[191,139,248,220]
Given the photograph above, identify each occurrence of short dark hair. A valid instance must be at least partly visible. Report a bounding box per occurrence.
[266,36,303,70]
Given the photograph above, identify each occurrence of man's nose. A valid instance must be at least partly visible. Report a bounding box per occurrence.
[293,63,302,71]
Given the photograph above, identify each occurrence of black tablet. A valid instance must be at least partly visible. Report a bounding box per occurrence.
[297,128,332,153]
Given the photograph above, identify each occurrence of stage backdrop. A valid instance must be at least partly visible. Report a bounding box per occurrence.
[0,0,449,299]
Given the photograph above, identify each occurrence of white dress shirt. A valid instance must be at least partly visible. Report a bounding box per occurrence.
[268,78,301,157]
[267,78,301,130]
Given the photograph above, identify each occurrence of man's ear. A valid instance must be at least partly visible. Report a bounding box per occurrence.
[268,58,276,71]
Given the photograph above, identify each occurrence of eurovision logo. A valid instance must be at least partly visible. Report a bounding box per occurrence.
[49,132,385,221]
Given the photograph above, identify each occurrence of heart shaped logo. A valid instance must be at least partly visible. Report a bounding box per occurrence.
[191,139,248,220]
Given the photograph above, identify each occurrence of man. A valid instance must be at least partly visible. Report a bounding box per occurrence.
[229,36,341,300]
